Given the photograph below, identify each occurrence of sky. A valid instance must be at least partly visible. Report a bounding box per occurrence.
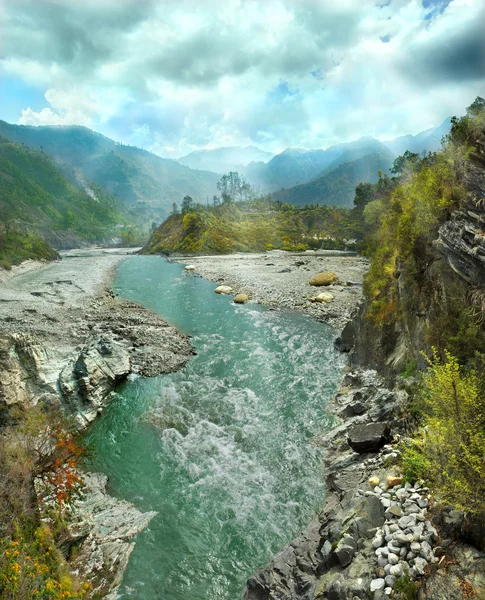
[0,0,484,158]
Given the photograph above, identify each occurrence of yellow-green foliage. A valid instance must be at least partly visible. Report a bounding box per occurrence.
[0,406,89,599]
[143,198,355,255]
[0,230,59,270]
[418,350,485,516]
[362,98,485,328]
[363,152,462,325]
[0,526,90,599]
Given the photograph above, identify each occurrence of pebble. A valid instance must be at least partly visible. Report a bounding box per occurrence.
[370,578,385,592]
[368,481,436,594]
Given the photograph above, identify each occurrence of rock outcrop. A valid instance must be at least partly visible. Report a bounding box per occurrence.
[0,332,59,424]
[36,472,157,600]
[59,336,131,427]
[56,297,194,428]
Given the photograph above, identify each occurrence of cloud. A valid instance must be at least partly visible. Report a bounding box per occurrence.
[1,0,484,156]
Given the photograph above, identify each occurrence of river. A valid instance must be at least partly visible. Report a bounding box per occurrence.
[85,255,345,599]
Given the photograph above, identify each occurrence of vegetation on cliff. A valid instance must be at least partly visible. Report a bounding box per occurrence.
[357,97,485,526]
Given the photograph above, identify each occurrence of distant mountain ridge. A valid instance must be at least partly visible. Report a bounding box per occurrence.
[0,120,220,220]
[272,152,394,208]
[178,145,272,174]
[246,119,451,209]
[384,117,451,156]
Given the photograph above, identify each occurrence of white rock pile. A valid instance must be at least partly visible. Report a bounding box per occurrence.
[368,480,439,597]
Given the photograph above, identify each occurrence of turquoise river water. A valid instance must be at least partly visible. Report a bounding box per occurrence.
[84,255,345,599]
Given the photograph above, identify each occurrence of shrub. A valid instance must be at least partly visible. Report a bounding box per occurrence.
[420,349,485,517]
[0,405,89,599]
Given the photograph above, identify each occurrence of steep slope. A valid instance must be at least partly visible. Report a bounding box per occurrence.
[0,121,220,219]
[272,152,393,208]
[0,136,127,247]
[178,146,272,173]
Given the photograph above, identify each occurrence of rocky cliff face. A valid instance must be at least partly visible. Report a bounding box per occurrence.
[0,332,60,424]
[336,156,485,376]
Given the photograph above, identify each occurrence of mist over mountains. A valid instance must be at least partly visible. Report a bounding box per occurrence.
[0,115,452,248]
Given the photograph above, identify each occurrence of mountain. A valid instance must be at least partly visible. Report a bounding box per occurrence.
[0,135,129,248]
[272,151,394,209]
[384,117,451,156]
[244,137,393,191]
[178,146,272,174]
[0,121,220,220]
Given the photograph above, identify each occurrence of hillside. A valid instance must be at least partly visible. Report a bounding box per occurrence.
[0,121,220,220]
[0,136,128,248]
[142,198,355,255]
[178,146,272,173]
[272,151,393,208]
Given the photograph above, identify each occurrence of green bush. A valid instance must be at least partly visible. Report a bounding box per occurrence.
[419,349,485,516]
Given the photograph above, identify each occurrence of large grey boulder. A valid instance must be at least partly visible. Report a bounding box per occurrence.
[59,336,130,427]
[347,422,392,453]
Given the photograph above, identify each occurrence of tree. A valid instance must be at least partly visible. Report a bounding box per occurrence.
[171,202,179,215]
[390,150,420,176]
[353,182,374,210]
[466,96,485,117]
[181,195,194,214]
[216,171,254,203]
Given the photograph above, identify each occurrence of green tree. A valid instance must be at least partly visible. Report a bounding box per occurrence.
[216,171,253,203]
[390,150,420,176]
[419,349,485,517]
[181,195,194,214]
[171,202,179,215]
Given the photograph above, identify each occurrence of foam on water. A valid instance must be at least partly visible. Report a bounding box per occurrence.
[85,256,345,599]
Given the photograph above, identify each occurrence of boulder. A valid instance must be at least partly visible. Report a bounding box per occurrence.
[309,272,339,286]
[215,285,233,294]
[234,293,249,304]
[348,422,392,453]
[309,292,334,303]
[335,534,356,567]
[59,336,131,428]
[184,265,196,271]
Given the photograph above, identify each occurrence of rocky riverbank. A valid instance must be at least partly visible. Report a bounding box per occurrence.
[0,249,194,598]
[171,251,368,331]
[244,369,485,600]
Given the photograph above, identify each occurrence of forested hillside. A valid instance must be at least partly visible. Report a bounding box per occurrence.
[272,151,394,208]
[0,121,220,220]
[0,136,133,263]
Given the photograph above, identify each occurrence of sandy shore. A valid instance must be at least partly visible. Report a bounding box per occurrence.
[171,251,369,331]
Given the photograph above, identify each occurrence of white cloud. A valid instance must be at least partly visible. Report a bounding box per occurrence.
[2,0,485,155]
